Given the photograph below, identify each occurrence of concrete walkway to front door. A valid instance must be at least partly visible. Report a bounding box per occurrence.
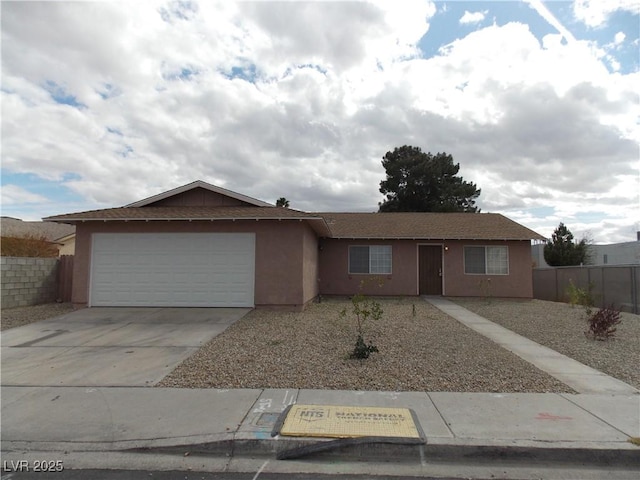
[425,297,639,395]
[1,308,250,387]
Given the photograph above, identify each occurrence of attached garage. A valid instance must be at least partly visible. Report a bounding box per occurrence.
[90,232,255,307]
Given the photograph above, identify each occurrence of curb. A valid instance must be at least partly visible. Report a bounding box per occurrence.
[4,436,639,467]
[121,436,640,467]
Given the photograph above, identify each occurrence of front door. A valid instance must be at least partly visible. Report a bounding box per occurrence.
[419,245,442,295]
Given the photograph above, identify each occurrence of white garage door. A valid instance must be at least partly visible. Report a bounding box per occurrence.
[90,233,255,307]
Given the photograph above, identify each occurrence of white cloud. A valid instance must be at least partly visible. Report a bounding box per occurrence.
[1,1,637,242]
[614,31,626,45]
[1,185,49,205]
[573,0,640,27]
[459,10,488,25]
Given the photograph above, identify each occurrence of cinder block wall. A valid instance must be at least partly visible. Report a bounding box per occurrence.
[1,257,59,309]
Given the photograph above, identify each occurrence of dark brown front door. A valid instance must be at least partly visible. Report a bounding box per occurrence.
[419,245,442,295]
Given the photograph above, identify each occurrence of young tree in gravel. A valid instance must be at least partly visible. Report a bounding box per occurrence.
[340,293,382,359]
[378,145,481,212]
[340,279,384,359]
[544,223,589,266]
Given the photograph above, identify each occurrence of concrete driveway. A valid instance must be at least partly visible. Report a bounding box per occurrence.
[1,307,250,387]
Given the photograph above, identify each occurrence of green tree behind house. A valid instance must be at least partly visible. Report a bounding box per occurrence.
[378,145,481,212]
[544,223,589,266]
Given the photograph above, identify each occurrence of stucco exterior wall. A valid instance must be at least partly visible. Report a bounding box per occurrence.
[319,238,535,298]
[71,220,312,310]
[319,239,419,296]
[58,237,75,256]
[70,221,535,308]
[301,224,319,305]
[443,240,534,298]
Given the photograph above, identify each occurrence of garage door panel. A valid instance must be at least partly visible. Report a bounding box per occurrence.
[90,233,255,307]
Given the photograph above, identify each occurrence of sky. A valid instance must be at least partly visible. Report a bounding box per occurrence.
[1,0,639,244]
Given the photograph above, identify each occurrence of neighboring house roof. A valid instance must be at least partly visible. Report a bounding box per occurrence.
[126,180,273,208]
[54,232,76,243]
[0,217,75,242]
[318,212,546,241]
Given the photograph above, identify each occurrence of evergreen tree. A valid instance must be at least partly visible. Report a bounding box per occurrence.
[378,145,480,212]
[544,223,589,266]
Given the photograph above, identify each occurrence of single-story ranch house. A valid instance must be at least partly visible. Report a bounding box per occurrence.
[45,180,545,310]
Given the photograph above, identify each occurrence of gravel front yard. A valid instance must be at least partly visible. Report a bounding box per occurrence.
[7,298,636,393]
[158,298,574,393]
[454,298,640,390]
[1,303,75,330]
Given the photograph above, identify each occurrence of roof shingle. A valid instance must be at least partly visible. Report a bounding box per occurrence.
[45,208,543,240]
[44,206,326,221]
[318,212,545,240]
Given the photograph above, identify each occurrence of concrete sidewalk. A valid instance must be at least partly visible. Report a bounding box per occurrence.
[2,386,639,466]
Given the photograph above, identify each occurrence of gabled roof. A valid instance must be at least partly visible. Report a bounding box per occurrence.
[126,180,273,207]
[318,212,545,241]
[43,180,544,241]
[44,206,332,236]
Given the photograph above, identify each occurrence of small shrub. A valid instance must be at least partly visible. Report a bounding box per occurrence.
[478,278,493,304]
[350,335,379,359]
[585,305,621,341]
[1,235,59,257]
[565,279,595,317]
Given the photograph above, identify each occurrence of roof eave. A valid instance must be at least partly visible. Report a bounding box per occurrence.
[326,236,544,241]
[43,215,332,236]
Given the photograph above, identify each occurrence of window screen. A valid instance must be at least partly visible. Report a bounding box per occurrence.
[464,246,486,274]
[464,246,508,275]
[349,246,370,274]
[349,245,392,274]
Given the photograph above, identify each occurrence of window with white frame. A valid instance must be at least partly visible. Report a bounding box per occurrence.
[464,246,508,275]
[348,245,392,274]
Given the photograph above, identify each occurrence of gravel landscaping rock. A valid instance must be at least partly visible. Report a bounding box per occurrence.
[1,303,75,331]
[158,298,574,393]
[9,298,632,393]
[454,298,640,389]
